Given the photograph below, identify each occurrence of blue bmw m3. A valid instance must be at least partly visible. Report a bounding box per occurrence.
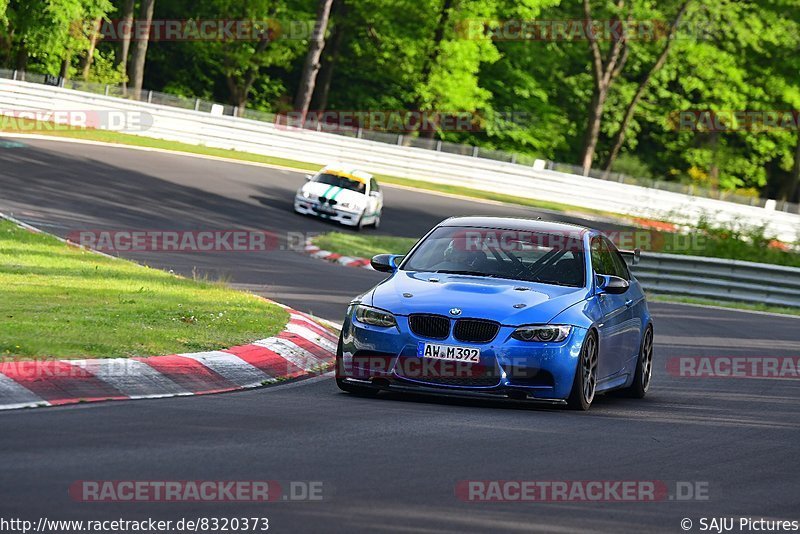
[335,217,654,410]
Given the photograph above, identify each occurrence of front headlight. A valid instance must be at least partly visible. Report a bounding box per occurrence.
[301,190,317,200]
[512,325,572,342]
[355,305,397,328]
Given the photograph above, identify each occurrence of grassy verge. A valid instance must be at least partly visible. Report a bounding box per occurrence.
[657,218,800,268]
[314,232,418,258]
[0,220,289,359]
[0,122,620,219]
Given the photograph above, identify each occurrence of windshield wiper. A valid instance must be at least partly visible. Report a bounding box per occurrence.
[435,270,500,278]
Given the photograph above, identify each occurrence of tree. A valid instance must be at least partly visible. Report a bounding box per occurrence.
[128,0,155,99]
[602,0,692,175]
[3,0,112,77]
[294,0,334,116]
[116,0,135,91]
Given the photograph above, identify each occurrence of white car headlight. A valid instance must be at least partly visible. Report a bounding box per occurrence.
[301,190,317,200]
[511,325,572,342]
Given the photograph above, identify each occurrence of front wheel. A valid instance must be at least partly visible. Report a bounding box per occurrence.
[567,331,598,411]
[354,211,366,231]
[622,325,653,398]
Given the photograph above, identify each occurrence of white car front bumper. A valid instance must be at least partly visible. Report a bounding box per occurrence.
[294,197,363,226]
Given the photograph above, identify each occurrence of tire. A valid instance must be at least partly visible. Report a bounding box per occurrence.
[354,211,366,231]
[621,325,653,399]
[334,333,379,397]
[372,214,381,229]
[567,331,598,411]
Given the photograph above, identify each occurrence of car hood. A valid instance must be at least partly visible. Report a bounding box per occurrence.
[300,182,366,205]
[368,271,588,325]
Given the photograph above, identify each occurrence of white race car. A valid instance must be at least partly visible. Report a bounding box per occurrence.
[294,165,383,229]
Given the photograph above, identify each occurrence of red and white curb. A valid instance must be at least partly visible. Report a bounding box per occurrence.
[0,309,339,411]
[303,239,374,270]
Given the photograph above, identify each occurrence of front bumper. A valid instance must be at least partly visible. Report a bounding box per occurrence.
[294,197,362,226]
[337,309,588,401]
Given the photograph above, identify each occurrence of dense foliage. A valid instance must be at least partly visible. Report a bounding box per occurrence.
[1,0,799,200]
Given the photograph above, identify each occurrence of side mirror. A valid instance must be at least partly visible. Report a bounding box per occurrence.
[305,174,313,181]
[596,274,630,295]
[619,248,641,266]
[371,254,404,273]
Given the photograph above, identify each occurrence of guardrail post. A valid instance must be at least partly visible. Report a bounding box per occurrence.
[357,127,363,139]
[147,91,153,103]
[511,154,517,164]
[472,146,479,157]
[12,70,17,81]
[397,135,404,146]
[436,140,442,151]
[194,99,201,111]
[104,85,110,96]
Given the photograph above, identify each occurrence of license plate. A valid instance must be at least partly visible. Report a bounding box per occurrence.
[315,204,336,214]
[417,342,481,363]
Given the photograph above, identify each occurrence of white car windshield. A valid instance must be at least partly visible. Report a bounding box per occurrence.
[313,173,366,194]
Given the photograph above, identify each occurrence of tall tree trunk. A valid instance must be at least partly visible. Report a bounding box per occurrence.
[129,0,156,100]
[294,0,335,116]
[417,0,454,139]
[80,17,103,80]
[15,41,27,79]
[581,90,608,176]
[579,0,629,176]
[791,134,800,202]
[59,50,72,81]
[602,0,693,176]
[311,0,345,111]
[118,0,135,93]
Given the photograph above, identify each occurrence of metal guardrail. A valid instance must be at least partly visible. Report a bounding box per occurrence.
[2,67,798,214]
[633,252,800,308]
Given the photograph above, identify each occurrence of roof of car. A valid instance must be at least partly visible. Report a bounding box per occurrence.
[320,164,373,183]
[438,216,593,235]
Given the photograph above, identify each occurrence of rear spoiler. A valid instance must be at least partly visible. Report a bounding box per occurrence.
[619,248,641,266]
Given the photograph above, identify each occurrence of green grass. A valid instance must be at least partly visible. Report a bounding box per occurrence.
[657,220,800,268]
[0,221,289,360]
[314,232,418,259]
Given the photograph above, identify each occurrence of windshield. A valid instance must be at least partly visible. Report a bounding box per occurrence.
[401,226,586,287]
[313,172,366,194]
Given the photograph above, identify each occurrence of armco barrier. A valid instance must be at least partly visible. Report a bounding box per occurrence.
[1,78,799,243]
[633,253,800,308]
